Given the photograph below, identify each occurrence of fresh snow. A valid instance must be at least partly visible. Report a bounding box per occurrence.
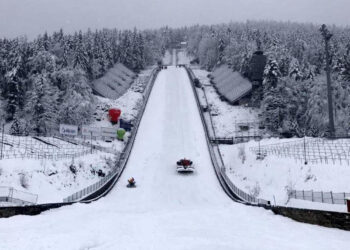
[191,66,350,212]
[192,67,260,137]
[162,50,173,65]
[93,68,154,127]
[0,68,154,204]
[1,66,350,249]
[0,151,114,204]
[176,49,191,65]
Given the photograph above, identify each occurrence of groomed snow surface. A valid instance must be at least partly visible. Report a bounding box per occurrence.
[1,66,350,250]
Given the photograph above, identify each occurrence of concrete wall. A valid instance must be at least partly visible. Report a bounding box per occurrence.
[0,202,74,218]
[264,205,350,231]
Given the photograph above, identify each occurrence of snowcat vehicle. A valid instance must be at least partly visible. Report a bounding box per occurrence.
[176,158,194,173]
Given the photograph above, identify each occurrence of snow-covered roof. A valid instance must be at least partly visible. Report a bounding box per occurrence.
[211,65,252,103]
[92,63,136,99]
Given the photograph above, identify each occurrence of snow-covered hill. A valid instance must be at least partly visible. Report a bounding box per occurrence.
[1,66,349,250]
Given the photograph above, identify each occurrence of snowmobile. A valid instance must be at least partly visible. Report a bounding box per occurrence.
[127,177,136,188]
[176,158,195,173]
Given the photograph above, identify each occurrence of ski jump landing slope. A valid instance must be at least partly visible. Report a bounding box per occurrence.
[0,67,349,250]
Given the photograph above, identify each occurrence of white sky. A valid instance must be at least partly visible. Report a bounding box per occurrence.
[0,0,349,39]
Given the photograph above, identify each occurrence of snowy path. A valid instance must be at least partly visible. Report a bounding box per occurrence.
[0,67,350,250]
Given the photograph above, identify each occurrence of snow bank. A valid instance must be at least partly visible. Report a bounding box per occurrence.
[0,151,114,203]
[219,138,350,211]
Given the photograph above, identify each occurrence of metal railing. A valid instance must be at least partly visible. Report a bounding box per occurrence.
[63,68,160,203]
[0,186,38,206]
[186,66,270,205]
[289,190,350,205]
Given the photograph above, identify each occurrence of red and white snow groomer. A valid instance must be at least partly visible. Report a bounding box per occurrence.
[176,158,195,173]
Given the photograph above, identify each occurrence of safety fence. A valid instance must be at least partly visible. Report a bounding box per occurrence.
[54,136,114,154]
[210,135,262,145]
[289,190,350,205]
[1,148,92,161]
[0,186,38,206]
[186,66,269,205]
[249,137,350,165]
[0,133,93,160]
[63,68,160,203]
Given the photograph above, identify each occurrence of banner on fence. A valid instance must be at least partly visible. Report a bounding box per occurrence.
[101,127,118,138]
[82,126,101,137]
[59,124,78,136]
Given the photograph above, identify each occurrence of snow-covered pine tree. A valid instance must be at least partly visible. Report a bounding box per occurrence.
[58,69,95,126]
[305,76,329,136]
[72,31,88,72]
[289,58,303,81]
[9,111,27,135]
[5,75,21,121]
[261,59,284,132]
[26,74,58,135]
[134,33,146,72]
[217,38,225,65]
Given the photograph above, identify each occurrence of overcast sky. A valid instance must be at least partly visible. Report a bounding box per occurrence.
[0,0,349,39]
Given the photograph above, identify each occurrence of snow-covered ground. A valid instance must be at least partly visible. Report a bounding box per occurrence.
[0,152,114,204]
[93,68,154,127]
[192,68,260,137]
[190,65,350,212]
[0,68,154,205]
[219,140,350,212]
[1,66,350,250]
[162,50,173,65]
[176,49,191,65]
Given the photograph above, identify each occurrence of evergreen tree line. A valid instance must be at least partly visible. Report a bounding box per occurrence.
[0,28,165,135]
[178,21,350,137]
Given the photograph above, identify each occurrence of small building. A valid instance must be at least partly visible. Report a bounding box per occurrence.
[180,41,187,49]
[211,65,252,105]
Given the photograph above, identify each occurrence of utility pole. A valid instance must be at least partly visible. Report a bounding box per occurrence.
[320,24,335,138]
[303,135,307,165]
[0,123,4,160]
[90,131,93,154]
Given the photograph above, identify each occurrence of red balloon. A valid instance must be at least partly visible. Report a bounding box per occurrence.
[108,109,121,123]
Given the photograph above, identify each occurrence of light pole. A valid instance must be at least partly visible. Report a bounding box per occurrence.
[90,131,93,154]
[0,123,4,160]
[320,24,335,138]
